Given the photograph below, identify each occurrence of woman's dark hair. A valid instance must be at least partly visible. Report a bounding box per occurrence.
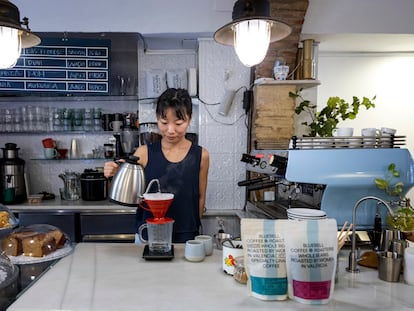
[156,88,192,121]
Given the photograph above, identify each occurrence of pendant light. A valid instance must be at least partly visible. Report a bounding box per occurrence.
[0,0,40,69]
[214,0,291,67]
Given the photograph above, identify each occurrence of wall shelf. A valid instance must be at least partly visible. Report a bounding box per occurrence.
[253,79,321,89]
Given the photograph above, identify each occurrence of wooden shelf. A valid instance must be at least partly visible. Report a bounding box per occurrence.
[253,78,321,89]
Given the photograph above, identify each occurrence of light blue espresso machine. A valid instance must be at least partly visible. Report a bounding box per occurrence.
[285,137,414,230]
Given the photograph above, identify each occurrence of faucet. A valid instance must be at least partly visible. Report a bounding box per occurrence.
[346,196,394,273]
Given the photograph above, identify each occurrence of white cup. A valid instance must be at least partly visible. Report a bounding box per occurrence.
[404,246,414,285]
[110,120,123,132]
[380,127,397,136]
[184,240,205,262]
[195,235,213,256]
[361,128,379,148]
[334,127,354,137]
[43,148,58,159]
[361,128,379,136]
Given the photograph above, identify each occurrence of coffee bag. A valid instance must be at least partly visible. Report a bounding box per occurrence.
[240,218,289,301]
[285,218,338,305]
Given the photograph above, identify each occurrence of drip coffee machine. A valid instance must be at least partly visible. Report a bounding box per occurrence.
[138,179,175,260]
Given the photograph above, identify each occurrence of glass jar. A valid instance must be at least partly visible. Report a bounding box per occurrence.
[233,256,247,284]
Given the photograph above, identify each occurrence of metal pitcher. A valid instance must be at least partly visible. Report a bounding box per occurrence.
[59,171,81,200]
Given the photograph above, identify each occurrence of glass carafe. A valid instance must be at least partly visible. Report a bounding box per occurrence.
[59,171,81,200]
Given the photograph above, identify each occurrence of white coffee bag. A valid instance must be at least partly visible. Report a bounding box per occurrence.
[240,218,289,301]
[285,218,338,305]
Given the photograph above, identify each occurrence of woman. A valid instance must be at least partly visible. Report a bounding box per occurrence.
[104,88,210,243]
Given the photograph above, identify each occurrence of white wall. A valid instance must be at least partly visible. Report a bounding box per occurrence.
[317,51,414,201]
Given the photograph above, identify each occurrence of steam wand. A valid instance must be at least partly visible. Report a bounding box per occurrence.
[346,196,394,273]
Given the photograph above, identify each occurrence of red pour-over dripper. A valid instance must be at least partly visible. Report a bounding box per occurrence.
[139,179,174,220]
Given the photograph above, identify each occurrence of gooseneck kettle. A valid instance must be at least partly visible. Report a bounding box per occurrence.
[109,155,146,206]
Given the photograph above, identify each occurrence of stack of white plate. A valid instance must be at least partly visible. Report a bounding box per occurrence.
[287,208,327,220]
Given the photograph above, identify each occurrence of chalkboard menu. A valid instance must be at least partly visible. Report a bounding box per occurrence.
[0,38,111,95]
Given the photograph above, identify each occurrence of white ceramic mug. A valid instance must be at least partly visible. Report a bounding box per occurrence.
[195,235,213,256]
[361,128,379,136]
[380,127,397,136]
[43,148,58,159]
[334,127,354,137]
[184,240,205,262]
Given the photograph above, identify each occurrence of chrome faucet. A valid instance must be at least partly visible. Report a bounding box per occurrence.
[346,196,394,273]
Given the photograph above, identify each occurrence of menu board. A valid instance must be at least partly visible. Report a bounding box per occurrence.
[0,38,111,95]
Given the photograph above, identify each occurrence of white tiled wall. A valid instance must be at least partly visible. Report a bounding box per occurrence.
[198,39,250,210]
[0,38,250,211]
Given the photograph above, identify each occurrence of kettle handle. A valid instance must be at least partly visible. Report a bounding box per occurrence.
[138,199,152,212]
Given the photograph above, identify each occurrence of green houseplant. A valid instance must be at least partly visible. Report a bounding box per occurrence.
[289,90,376,137]
[375,163,414,240]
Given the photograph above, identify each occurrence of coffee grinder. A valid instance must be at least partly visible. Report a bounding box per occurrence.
[0,143,27,204]
[138,179,175,260]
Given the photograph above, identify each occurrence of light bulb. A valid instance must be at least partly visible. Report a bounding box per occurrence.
[233,19,271,67]
[0,26,21,69]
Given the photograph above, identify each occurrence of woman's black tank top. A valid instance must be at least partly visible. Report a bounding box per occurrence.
[137,140,202,236]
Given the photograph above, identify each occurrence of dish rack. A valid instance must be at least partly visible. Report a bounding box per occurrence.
[290,135,406,150]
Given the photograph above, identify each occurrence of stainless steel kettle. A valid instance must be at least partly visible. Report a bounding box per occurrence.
[109,155,145,206]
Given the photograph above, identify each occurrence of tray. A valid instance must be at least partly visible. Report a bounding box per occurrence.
[8,241,73,265]
[142,244,174,260]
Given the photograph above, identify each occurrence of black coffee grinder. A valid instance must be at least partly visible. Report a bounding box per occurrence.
[0,143,27,204]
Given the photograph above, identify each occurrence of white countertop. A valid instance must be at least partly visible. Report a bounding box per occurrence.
[7,243,414,311]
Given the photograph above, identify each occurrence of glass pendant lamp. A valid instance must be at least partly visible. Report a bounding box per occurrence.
[0,0,40,69]
[214,0,291,67]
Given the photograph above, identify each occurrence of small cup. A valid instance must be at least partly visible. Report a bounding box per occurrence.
[42,138,56,148]
[184,240,205,262]
[44,148,58,159]
[361,128,379,136]
[334,127,354,137]
[195,235,213,256]
[380,127,397,136]
[57,148,68,159]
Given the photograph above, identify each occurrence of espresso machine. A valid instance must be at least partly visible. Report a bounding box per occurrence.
[241,136,414,237]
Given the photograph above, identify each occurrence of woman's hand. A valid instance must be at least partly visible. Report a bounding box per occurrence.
[104,160,124,178]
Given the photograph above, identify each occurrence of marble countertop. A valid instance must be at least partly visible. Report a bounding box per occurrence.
[7,243,414,311]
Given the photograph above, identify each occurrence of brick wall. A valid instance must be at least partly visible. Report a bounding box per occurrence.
[255,0,309,79]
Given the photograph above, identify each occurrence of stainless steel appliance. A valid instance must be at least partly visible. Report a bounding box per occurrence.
[108,155,146,206]
[80,169,108,201]
[241,136,414,234]
[0,143,27,204]
[239,149,324,220]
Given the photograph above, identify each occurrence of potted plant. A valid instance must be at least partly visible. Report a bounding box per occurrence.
[289,90,376,137]
[375,163,414,241]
